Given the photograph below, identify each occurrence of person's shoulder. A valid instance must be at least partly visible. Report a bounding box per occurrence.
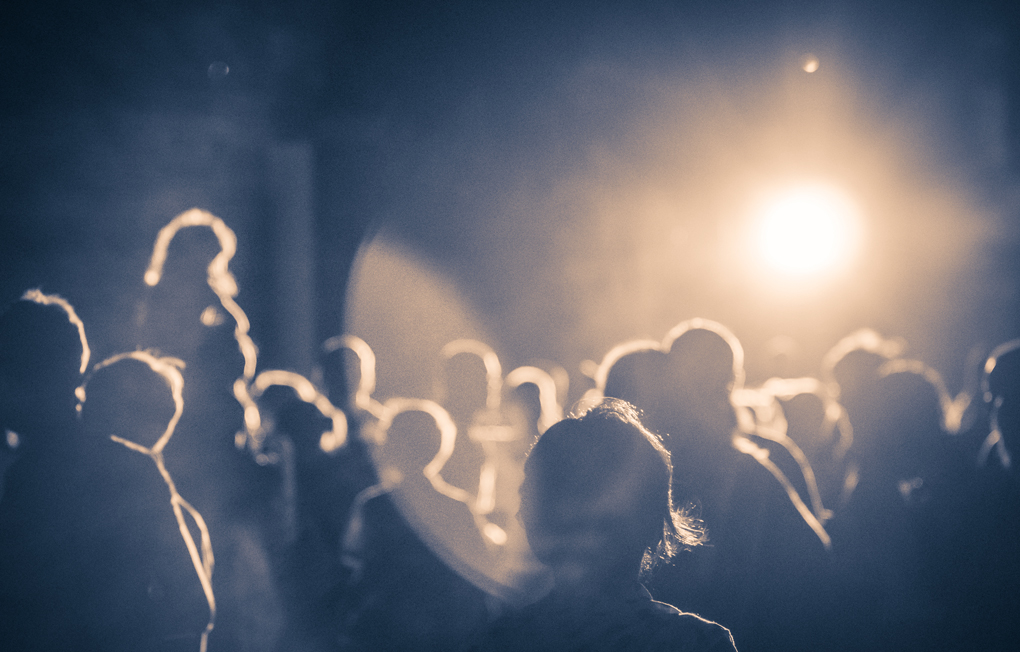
[646,600,739,652]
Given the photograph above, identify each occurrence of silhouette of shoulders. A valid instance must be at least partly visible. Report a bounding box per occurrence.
[467,585,737,652]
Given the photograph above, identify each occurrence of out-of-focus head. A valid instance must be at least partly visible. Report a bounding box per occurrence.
[665,324,741,396]
[830,349,888,405]
[603,348,668,434]
[985,340,1020,460]
[0,294,86,438]
[822,328,902,409]
[780,391,830,458]
[377,401,456,481]
[440,351,493,425]
[503,381,543,447]
[81,356,178,451]
[661,322,743,443]
[518,398,701,593]
[856,362,946,478]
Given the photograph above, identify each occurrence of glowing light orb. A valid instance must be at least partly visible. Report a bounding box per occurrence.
[754,185,861,276]
[802,54,820,73]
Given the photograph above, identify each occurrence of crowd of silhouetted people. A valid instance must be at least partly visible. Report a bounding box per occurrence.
[1,283,1019,652]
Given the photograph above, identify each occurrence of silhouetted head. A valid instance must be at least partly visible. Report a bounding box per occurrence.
[258,384,332,454]
[440,352,492,425]
[666,328,738,396]
[780,392,830,460]
[603,348,669,434]
[662,325,742,445]
[0,296,85,440]
[377,402,456,483]
[81,356,178,451]
[518,399,702,597]
[831,349,888,405]
[503,381,543,448]
[985,340,1020,461]
[822,329,902,425]
[855,364,946,481]
[319,346,354,410]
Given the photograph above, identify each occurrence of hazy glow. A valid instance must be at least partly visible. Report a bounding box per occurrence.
[802,54,820,73]
[754,185,861,277]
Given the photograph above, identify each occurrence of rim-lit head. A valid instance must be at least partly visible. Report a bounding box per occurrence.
[81,356,179,452]
[0,297,85,438]
[985,340,1020,461]
[518,399,702,594]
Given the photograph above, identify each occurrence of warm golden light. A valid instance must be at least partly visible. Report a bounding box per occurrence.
[802,54,820,73]
[754,184,861,277]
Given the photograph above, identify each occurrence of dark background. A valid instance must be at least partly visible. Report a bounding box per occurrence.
[1,0,1018,420]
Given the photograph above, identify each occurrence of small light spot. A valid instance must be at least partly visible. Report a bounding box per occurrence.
[207,61,230,80]
[5,430,20,450]
[200,306,225,327]
[483,523,508,545]
[802,54,820,73]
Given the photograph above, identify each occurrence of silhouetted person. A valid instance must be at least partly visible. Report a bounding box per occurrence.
[826,362,969,651]
[255,384,358,652]
[658,324,743,510]
[466,399,736,651]
[753,378,847,516]
[0,292,85,452]
[339,403,493,652]
[77,354,215,651]
[959,340,1020,650]
[647,322,832,652]
[0,292,93,650]
[821,329,902,438]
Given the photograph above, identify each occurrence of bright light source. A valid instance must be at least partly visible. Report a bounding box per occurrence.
[753,184,861,277]
[802,54,820,73]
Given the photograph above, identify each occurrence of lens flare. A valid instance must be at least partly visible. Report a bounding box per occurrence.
[753,184,861,277]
